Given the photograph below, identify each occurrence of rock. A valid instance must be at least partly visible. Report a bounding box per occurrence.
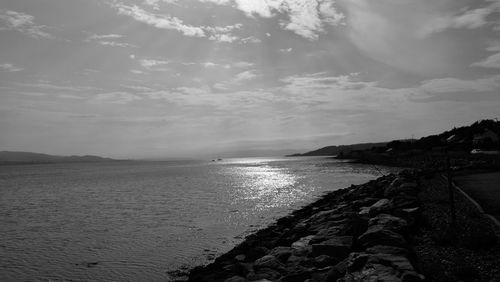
[340,214,368,237]
[358,225,407,248]
[310,226,344,244]
[392,193,419,209]
[345,252,423,281]
[311,236,353,260]
[254,255,284,271]
[368,214,408,233]
[393,207,420,226]
[366,245,410,258]
[313,255,337,268]
[246,246,269,261]
[269,246,293,263]
[350,198,379,209]
[306,208,347,225]
[235,263,254,276]
[384,181,418,198]
[280,265,313,282]
[246,268,281,281]
[365,199,393,217]
[235,254,246,262]
[291,235,314,256]
[292,221,310,237]
[287,255,307,266]
[325,259,348,282]
[224,275,246,282]
[345,262,402,281]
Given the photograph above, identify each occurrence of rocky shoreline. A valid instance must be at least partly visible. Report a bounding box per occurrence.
[186,169,428,281]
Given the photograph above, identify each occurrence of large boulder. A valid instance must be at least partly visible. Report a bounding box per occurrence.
[246,267,281,281]
[366,245,410,258]
[358,225,407,248]
[368,214,408,233]
[291,235,314,256]
[345,252,423,282]
[324,259,348,282]
[246,246,269,261]
[253,255,285,271]
[223,276,246,282]
[311,236,353,260]
[280,265,313,282]
[359,199,393,217]
[269,246,293,263]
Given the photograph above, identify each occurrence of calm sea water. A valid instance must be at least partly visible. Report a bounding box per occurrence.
[0,157,395,281]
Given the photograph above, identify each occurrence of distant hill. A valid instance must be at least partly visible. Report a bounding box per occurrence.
[0,151,118,165]
[288,142,388,157]
[333,119,500,169]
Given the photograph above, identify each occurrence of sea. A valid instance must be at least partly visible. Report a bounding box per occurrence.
[0,157,397,281]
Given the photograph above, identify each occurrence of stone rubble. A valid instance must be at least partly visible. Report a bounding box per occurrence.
[188,170,425,282]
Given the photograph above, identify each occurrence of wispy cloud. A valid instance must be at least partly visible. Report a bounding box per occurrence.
[419,0,500,36]
[143,0,179,10]
[139,58,170,71]
[85,33,137,48]
[0,63,23,72]
[419,76,500,94]
[113,4,206,37]
[234,70,257,82]
[112,3,250,43]
[92,92,142,104]
[471,41,500,69]
[281,72,375,93]
[213,70,258,90]
[0,9,53,38]
[199,0,345,40]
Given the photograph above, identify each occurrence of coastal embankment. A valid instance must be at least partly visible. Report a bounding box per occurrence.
[185,167,499,281]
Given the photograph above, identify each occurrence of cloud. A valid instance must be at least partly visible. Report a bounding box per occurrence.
[213,70,258,90]
[85,33,137,48]
[143,0,179,10]
[88,33,124,40]
[92,92,142,104]
[471,41,500,69]
[234,70,258,82]
[279,47,293,53]
[205,61,255,68]
[419,0,500,36]
[419,75,500,94]
[176,86,211,95]
[281,72,375,93]
[234,61,254,68]
[198,0,345,40]
[471,53,500,69]
[139,59,170,70]
[131,69,145,74]
[0,9,52,38]
[113,4,206,37]
[112,3,254,43]
[240,36,261,43]
[0,63,23,72]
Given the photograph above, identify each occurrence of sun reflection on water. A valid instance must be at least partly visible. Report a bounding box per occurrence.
[223,162,309,212]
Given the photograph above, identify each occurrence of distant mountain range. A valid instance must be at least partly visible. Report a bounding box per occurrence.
[288,142,388,157]
[0,151,118,165]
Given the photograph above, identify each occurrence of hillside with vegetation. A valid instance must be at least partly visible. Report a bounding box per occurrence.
[337,119,500,170]
[288,142,387,157]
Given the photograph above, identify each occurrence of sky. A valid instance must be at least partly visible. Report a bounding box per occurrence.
[1,0,500,159]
